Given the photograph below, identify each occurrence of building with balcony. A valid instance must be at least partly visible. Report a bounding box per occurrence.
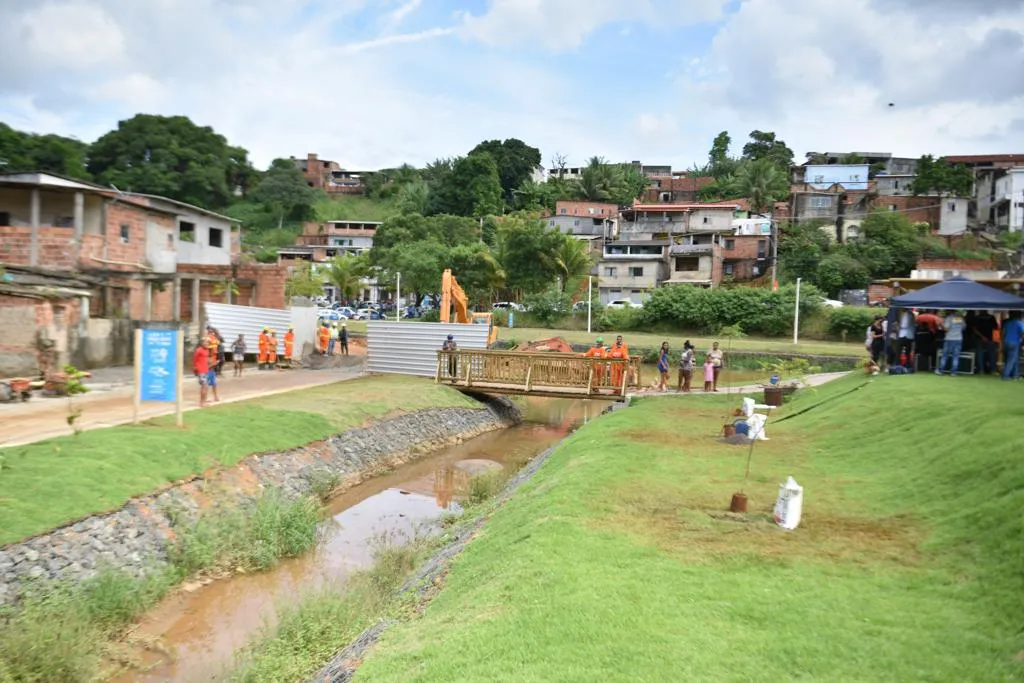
[598,240,668,305]
[618,202,743,238]
[292,153,375,195]
[277,220,385,303]
[0,172,285,375]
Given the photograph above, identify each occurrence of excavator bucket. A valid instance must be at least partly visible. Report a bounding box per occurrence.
[513,337,575,354]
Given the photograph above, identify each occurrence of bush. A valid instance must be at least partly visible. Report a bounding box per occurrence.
[490,308,509,326]
[639,284,823,337]
[827,307,883,341]
[420,308,440,323]
[523,287,571,327]
[594,306,643,332]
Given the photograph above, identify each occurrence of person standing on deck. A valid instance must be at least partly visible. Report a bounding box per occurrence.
[339,323,349,356]
[267,329,278,368]
[283,325,294,364]
[708,341,724,392]
[442,334,458,377]
[257,327,270,370]
[608,335,630,389]
[584,337,607,391]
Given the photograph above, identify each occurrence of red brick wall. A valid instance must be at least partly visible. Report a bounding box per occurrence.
[151,284,175,321]
[0,226,78,268]
[721,235,767,281]
[177,262,289,311]
[916,258,992,271]
[867,195,939,229]
[554,200,618,217]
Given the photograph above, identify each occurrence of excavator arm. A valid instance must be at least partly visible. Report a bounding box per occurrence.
[441,269,497,345]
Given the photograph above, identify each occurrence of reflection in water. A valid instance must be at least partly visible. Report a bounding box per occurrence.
[116,396,592,682]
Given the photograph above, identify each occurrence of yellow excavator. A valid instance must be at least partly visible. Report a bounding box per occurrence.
[440,269,498,346]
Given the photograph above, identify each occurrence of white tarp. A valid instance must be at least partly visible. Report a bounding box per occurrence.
[773,476,804,530]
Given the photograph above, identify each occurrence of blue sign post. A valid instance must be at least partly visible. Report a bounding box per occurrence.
[134,327,184,426]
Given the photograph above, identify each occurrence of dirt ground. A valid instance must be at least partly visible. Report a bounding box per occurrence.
[0,356,366,448]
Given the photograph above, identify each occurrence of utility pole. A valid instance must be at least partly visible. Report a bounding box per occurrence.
[771,220,779,290]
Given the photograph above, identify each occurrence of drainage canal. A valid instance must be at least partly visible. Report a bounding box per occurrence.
[114,397,596,682]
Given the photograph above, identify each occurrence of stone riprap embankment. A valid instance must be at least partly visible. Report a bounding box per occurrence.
[0,398,519,604]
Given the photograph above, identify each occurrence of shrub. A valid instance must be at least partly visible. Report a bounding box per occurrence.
[420,308,440,322]
[638,284,823,337]
[523,287,571,327]
[594,306,643,332]
[827,307,883,341]
[490,308,509,326]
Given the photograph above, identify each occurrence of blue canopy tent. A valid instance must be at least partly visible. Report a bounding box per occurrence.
[885,277,1024,371]
[890,276,1024,310]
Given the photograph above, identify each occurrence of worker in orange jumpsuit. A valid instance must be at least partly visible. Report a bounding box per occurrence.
[318,322,331,355]
[267,328,278,367]
[257,327,270,370]
[283,325,295,363]
[608,335,630,389]
[584,337,607,391]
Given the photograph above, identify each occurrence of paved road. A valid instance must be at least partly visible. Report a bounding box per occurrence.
[0,362,366,448]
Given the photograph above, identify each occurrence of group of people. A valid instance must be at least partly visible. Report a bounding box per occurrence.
[866,308,1024,379]
[317,321,349,356]
[655,339,724,393]
[190,324,300,407]
[255,326,296,370]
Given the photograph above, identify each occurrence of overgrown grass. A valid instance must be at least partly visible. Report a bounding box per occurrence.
[0,492,323,681]
[0,375,479,545]
[314,195,399,222]
[355,375,1024,681]
[497,325,863,357]
[230,534,421,682]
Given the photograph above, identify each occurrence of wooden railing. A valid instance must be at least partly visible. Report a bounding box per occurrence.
[436,350,642,398]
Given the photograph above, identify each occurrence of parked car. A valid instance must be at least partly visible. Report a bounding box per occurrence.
[402,306,421,319]
[492,301,525,312]
[606,299,642,310]
[318,309,341,321]
[357,308,386,321]
[820,297,844,309]
[572,301,593,312]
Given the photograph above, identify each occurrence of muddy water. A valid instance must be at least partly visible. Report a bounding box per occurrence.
[114,397,596,682]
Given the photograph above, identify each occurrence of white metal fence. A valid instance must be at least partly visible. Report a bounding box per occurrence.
[366,321,490,377]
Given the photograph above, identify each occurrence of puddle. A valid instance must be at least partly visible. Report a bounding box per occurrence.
[113,397,595,682]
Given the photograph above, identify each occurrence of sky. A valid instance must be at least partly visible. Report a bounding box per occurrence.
[1,0,1023,171]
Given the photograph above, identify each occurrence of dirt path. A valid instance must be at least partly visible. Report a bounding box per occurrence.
[629,371,850,397]
[0,361,366,448]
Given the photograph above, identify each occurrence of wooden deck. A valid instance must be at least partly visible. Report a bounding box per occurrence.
[436,349,641,400]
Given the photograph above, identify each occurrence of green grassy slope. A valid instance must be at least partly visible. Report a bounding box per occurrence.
[356,375,1024,682]
[0,376,478,545]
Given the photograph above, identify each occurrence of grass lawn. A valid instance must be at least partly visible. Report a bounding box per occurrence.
[0,376,479,545]
[356,374,1024,682]
[498,325,864,357]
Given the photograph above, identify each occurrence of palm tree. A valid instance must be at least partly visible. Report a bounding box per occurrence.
[729,159,789,214]
[552,236,592,291]
[323,254,369,301]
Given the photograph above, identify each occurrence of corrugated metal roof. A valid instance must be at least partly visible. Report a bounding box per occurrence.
[367,322,490,377]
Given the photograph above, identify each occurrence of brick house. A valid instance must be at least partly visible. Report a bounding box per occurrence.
[277,220,386,303]
[0,172,287,375]
[642,174,715,204]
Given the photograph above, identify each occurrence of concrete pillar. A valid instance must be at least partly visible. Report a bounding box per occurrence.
[172,276,181,322]
[73,191,85,267]
[144,281,153,322]
[29,188,40,267]
[191,278,200,323]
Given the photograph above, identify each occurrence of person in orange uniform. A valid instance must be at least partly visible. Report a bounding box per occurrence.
[608,335,630,389]
[318,322,331,355]
[267,328,278,367]
[584,337,607,391]
[257,327,270,370]
[283,325,295,364]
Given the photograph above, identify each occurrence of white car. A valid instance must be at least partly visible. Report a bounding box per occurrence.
[821,298,844,309]
[492,301,525,312]
[606,299,642,310]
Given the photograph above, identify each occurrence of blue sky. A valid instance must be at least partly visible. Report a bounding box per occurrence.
[1,0,1023,171]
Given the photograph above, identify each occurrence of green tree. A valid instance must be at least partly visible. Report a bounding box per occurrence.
[0,123,91,179]
[728,158,790,213]
[856,210,922,277]
[469,138,542,204]
[322,253,369,301]
[284,262,325,299]
[364,163,422,199]
[396,181,430,215]
[777,220,833,284]
[250,158,319,229]
[493,214,566,295]
[428,153,504,217]
[708,131,733,175]
[815,250,871,296]
[551,236,592,291]
[911,155,974,196]
[741,130,795,172]
[87,114,256,208]
[512,178,560,212]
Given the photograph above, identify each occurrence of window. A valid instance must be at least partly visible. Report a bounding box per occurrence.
[894,180,901,190]
[549,219,555,227]
[889,204,898,212]
[603,266,618,277]
[574,220,580,227]
[0,211,10,225]
[702,216,710,224]
[813,175,824,183]
[179,221,196,242]
[947,202,957,212]
[724,238,735,250]
[809,196,833,209]
[724,263,734,276]
[588,207,596,215]
[757,239,767,258]
[629,266,644,277]
[208,227,224,248]
[660,192,671,202]
[674,257,700,272]
[560,208,567,214]
[119,223,130,243]
[166,233,174,248]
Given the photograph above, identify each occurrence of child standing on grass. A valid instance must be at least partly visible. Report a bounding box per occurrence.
[703,355,715,392]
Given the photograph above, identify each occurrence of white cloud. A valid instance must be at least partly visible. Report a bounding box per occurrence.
[388,0,422,27]
[17,0,125,70]
[458,0,728,52]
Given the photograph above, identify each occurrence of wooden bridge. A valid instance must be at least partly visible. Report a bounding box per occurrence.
[436,349,642,399]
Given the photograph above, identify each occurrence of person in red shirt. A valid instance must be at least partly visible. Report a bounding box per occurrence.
[192,338,218,407]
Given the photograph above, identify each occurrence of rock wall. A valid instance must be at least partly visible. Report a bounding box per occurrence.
[0,398,519,603]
